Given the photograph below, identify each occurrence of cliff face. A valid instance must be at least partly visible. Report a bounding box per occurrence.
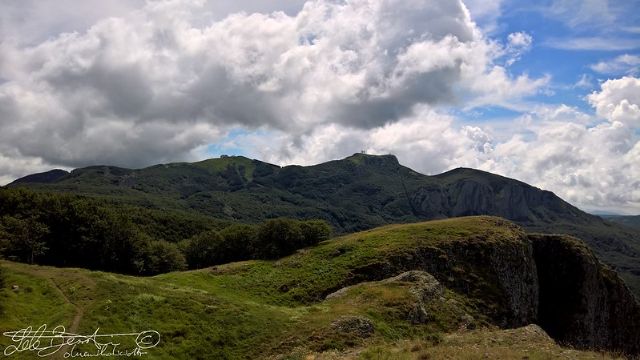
[334,222,639,355]
[341,219,539,328]
[530,234,640,354]
[413,169,640,298]
[413,171,587,224]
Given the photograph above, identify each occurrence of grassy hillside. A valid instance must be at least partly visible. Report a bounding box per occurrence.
[308,326,619,359]
[0,217,630,359]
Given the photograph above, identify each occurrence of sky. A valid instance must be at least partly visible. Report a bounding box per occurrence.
[0,0,639,214]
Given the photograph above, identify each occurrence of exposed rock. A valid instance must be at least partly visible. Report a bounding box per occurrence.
[520,324,552,341]
[530,234,640,355]
[459,313,475,330]
[486,236,539,326]
[382,270,443,300]
[331,226,640,355]
[326,270,443,302]
[329,248,345,258]
[407,304,430,325]
[325,286,352,300]
[384,271,444,324]
[410,180,544,222]
[330,316,374,338]
[326,271,445,325]
[344,226,539,328]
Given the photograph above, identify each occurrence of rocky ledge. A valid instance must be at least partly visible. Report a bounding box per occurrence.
[327,224,640,355]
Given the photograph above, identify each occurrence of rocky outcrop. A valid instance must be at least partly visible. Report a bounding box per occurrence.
[383,271,444,325]
[326,225,640,356]
[384,271,443,299]
[339,221,539,328]
[411,174,585,224]
[530,234,640,355]
[326,270,476,329]
[330,316,375,338]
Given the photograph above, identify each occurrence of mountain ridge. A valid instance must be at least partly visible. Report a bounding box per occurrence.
[8,153,640,297]
[603,215,640,230]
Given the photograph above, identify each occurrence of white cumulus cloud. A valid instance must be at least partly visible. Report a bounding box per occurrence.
[588,76,640,127]
[0,0,546,182]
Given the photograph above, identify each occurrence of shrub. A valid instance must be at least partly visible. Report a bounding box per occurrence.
[219,224,258,262]
[255,218,305,259]
[184,230,224,269]
[299,220,332,247]
[136,240,187,275]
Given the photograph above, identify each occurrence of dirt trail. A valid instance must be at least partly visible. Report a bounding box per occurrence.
[4,263,96,359]
[50,279,84,334]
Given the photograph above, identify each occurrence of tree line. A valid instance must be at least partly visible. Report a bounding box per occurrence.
[0,188,331,275]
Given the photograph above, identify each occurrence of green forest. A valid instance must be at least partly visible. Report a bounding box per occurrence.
[0,188,331,275]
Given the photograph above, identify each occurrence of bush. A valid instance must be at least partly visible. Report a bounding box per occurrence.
[255,218,305,259]
[136,240,187,275]
[299,220,332,247]
[219,224,258,262]
[184,231,224,269]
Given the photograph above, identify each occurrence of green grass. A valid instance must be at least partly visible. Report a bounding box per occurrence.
[158,216,524,307]
[0,217,625,359]
[1,270,74,330]
[308,326,621,359]
[0,261,480,360]
[194,156,257,181]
